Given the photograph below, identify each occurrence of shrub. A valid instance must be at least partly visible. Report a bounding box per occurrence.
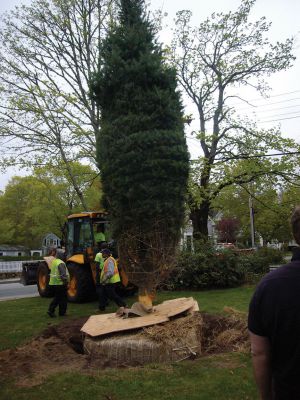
[169,243,245,290]
[256,247,284,265]
[239,248,284,275]
[167,244,285,290]
[238,253,269,275]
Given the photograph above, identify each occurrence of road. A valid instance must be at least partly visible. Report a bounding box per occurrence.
[0,279,39,301]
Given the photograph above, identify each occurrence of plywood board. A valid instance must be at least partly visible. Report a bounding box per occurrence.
[155,297,196,318]
[190,301,200,312]
[81,297,199,337]
[81,313,169,337]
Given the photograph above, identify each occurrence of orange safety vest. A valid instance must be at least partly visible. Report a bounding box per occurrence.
[101,256,121,284]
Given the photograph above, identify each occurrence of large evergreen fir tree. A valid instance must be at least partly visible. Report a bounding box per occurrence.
[91,0,189,305]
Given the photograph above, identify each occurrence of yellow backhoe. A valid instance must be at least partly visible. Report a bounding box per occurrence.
[24,211,136,302]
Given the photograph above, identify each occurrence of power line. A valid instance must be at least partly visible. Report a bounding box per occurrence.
[189,151,300,163]
[239,110,300,122]
[229,90,300,104]
[257,115,300,123]
[255,110,300,119]
[221,151,300,160]
[247,104,300,114]
[197,97,300,119]
[237,97,300,111]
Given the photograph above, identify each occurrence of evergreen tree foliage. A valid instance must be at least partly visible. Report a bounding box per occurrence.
[91,0,189,291]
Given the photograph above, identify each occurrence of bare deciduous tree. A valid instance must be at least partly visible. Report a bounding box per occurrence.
[171,0,298,238]
[0,0,116,208]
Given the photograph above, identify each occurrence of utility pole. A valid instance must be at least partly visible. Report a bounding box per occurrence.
[249,196,255,248]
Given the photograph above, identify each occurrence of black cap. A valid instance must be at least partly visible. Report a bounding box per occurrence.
[101,248,111,256]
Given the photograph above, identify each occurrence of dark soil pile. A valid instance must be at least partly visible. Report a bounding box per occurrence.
[201,308,249,354]
[0,311,249,387]
[0,317,89,387]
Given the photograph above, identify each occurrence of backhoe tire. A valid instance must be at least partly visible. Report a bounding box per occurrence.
[67,263,95,303]
[37,262,54,298]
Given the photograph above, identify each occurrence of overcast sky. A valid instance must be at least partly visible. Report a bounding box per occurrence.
[0,0,299,189]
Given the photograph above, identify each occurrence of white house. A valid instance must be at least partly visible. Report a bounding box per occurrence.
[42,233,61,255]
[181,214,220,249]
[0,245,29,257]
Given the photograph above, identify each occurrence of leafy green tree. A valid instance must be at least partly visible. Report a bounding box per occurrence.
[171,0,298,239]
[213,178,300,246]
[0,176,60,248]
[0,163,101,248]
[91,0,189,303]
[34,162,102,214]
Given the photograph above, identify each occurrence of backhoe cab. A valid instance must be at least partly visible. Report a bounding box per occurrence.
[37,212,135,303]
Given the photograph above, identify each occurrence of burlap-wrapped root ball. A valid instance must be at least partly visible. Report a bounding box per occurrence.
[84,313,203,367]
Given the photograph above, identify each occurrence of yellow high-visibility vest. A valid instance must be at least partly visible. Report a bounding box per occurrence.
[49,258,69,286]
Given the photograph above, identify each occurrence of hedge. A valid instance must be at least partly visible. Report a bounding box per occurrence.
[169,243,245,290]
[167,244,285,290]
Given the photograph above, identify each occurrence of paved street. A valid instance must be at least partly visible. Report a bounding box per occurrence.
[0,279,38,301]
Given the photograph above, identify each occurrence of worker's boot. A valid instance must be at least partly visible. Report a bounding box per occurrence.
[47,311,56,318]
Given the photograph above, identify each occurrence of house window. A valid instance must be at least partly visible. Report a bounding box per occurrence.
[18,252,22,256]
[0,252,3,256]
[46,238,56,247]
[186,235,193,252]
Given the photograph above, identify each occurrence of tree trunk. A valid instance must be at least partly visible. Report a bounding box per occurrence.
[59,147,88,211]
[190,200,210,240]
[138,287,155,310]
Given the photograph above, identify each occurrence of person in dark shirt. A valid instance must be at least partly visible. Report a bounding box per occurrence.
[248,206,300,400]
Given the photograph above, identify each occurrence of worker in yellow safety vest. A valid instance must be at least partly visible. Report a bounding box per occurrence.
[47,248,70,318]
[94,245,106,308]
[97,248,127,312]
[94,250,104,277]
[94,224,106,246]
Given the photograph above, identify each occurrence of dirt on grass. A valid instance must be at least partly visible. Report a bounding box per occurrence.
[0,310,249,387]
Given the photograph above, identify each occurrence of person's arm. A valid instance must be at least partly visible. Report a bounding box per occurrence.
[58,263,69,285]
[249,330,273,400]
[95,262,100,285]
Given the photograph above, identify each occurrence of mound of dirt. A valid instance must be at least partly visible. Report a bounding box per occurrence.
[0,317,89,387]
[0,311,249,387]
[201,311,249,353]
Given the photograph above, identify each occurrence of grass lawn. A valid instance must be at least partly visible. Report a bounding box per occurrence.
[0,286,258,400]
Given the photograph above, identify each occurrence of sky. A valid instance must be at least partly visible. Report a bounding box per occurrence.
[0,0,299,189]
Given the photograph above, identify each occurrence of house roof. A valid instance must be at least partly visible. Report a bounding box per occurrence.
[0,244,29,251]
[43,233,61,239]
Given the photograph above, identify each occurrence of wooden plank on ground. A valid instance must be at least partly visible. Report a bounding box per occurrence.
[81,313,169,337]
[190,300,200,312]
[81,297,199,337]
[154,297,196,317]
